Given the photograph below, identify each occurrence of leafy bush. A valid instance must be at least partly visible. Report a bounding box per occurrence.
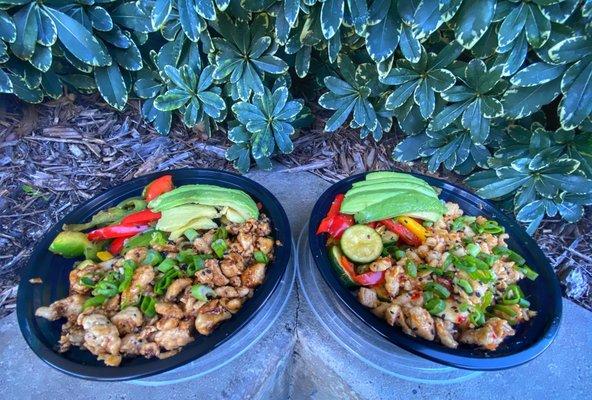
[1,0,592,231]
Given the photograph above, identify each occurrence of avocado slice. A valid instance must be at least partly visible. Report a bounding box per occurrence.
[149,185,259,220]
[156,204,219,232]
[49,231,94,258]
[354,192,446,223]
[352,177,434,191]
[366,171,419,181]
[341,187,438,214]
[169,218,219,240]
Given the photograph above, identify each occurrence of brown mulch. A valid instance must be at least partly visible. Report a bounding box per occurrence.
[0,96,590,319]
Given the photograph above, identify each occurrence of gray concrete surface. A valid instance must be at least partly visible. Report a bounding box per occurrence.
[1,167,592,400]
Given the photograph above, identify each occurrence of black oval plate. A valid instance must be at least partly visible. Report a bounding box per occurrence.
[308,171,562,370]
[17,168,292,381]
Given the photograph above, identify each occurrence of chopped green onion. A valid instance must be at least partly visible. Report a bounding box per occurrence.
[211,238,227,258]
[118,260,136,292]
[143,250,164,266]
[140,295,156,318]
[518,298,531,308]
[478,252,500,266]
[190,284,217,301]
[451,216,476,232]
[442,254,453,269]
[451,255,477,273]
[454,278,473,294]
[213,227,228,241]
[493,304,518,318]
[93,281,119,297]
[177,249,197,265]
[463,255,490,270]
[394,249,406,260]
[423,290,435,304]
[469,309,485,326]
[187,254,212,276]
[466,243,480,257]
[254,250,269,264]
[184,228,199,242]
[458,302,470,312]
[154,267,180,295]
[502,284,523,305]
[425,298,446,315]
[519,264,539,281]
[424,282,450,298]
[83,295,107,310]
[157,258,178,273]
[493,246,526,265]
[480,290,493,310]
[405,260,417,278]
[80,276,95,288]
[150,230,168,246]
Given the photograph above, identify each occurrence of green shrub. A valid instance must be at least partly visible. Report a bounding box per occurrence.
[1,0,592,232]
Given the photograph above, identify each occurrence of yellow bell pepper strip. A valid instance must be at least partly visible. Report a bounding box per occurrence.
[396,216,427,243]
[96,251,113,261]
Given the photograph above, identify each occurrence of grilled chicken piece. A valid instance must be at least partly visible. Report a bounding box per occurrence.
[220,298,244,313]
[68,263,106,294]
[460,317,515,350]
[124,247,148,264]
[237,232,255,255]
[193,230,214,254]
[257,237,274,255]
[435,318,458,349]
[153,325,194,351]
[58,322,85,352]
[155,302,184,319]
[111,307,143,335]
[214,286,251,298]
[393,291,423,307]
[241,263,266,288]
[81,314,121,366]
[120,334,160,358]
[195,300,232,335]
[35,294,86,321]
[229,276,242,287]
[357,287,379,308]
[385,304,402,326]
[369,257,392,272]
[156,317,179,330]
[404,306,435,341]
[384,266,403,298]
[220,253,245,278]
[121,265,154,306]
[165,278,192,301]
[196,259,230,286]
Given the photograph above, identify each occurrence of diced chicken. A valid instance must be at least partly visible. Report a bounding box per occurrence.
[229,276,242,287]
[81,314,121,365]
[195,300,232,335]
[165,278,192,301]
[459,317,515,351]
[35,294,86,321]
[58,322,85,352]
[153,326,194,351]
[369,257,392,272]
[111,307,143,335]
[193,231,214,254]
[220,253,245,278]
[435,318,458,349]
[155,302,184,319]
[68,263,105,294]
[124,247,148,264]
[385,304,401,327]
[241,263,266,288]
[404,306,435,341]
[156,317,180,330]
[357,287,379,308]
[195,259,230,286]
[220,298,244,313]
[120,334,160,358]
[384,266,403,298]
[121,265,154,306]
[237,232,255,255]
[256,237,274,255]
[214,286,251,298]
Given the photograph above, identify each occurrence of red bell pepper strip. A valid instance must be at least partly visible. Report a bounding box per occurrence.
[109,237,127,254]
[120,209,161,226]
[144,175,173,202]
[380,218,422,247]
[87,224,149,241]
[317,194,354,238]
[340,256,386,286]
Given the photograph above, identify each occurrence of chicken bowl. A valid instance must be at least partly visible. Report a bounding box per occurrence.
[309,171,562,370]
[17,169,291,381]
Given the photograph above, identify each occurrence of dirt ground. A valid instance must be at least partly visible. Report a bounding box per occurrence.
[1,94,590,317]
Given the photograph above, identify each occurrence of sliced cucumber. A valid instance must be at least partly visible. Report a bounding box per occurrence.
[340,225,383,263]
[328,245,357,288]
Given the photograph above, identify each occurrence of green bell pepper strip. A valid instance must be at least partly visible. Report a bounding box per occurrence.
[405,260,417,278]
[254,251,269,264]
[140,296,156,318]
[118,260,137,292]
[190,284,217,301]
[211,239,227,258]
[83,295,107,310]
[63,198,147,232]
[120,230,168,255]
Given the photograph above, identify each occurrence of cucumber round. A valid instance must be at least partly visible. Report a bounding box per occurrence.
[340,225,383,263]
[328,245,356,287]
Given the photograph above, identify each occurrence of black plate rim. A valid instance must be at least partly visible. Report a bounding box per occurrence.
[17,168,292,381]
[308,170,563,371]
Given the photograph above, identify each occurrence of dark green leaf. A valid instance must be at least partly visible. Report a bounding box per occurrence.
[94,64,127,111]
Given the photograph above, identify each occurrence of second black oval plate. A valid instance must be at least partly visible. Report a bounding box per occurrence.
[308,171,562,370]
[17,168,292,381]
